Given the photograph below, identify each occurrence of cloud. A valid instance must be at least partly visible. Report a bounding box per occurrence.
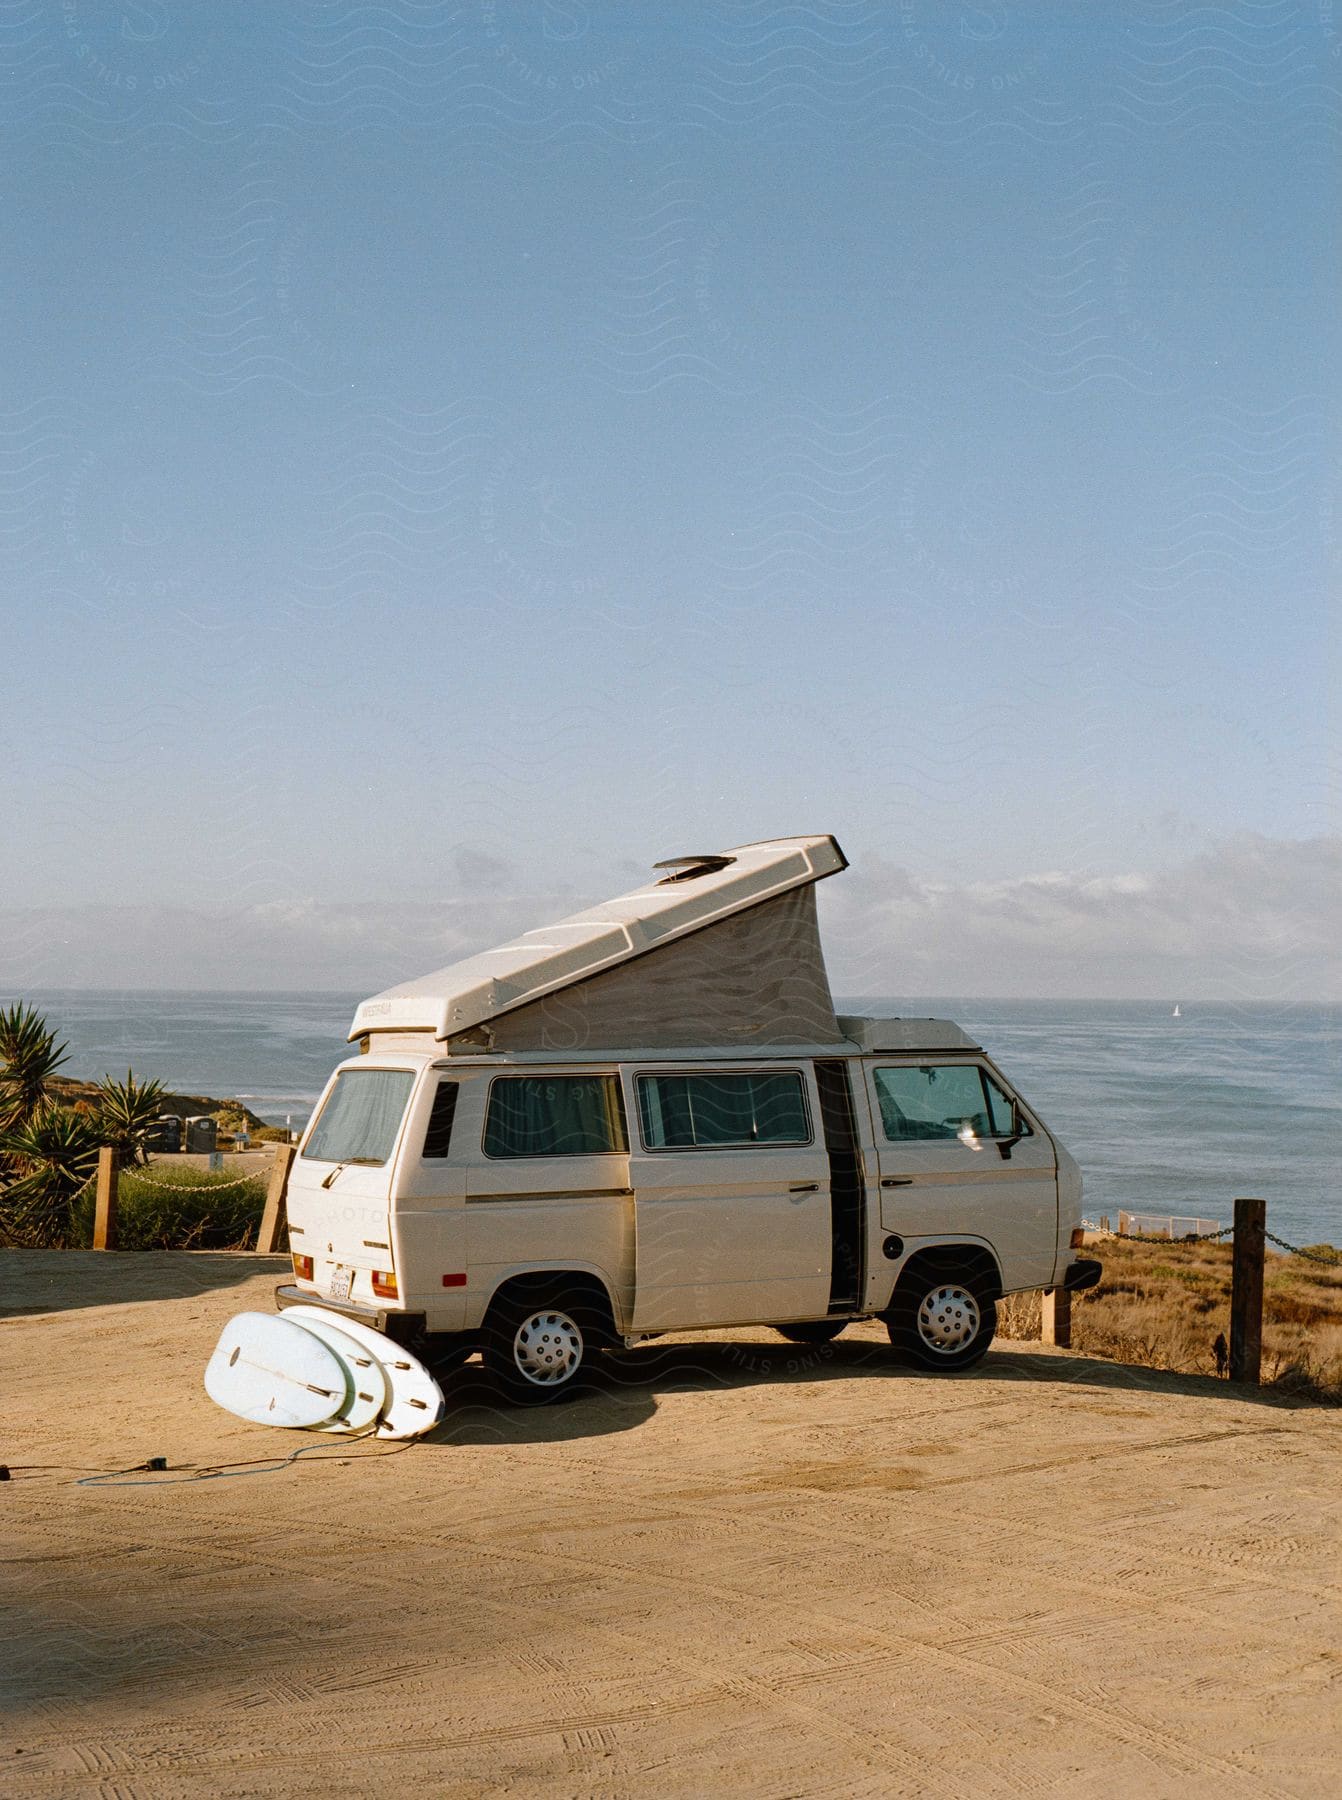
[0,877,606,995]
[0,835,1336,1001]
[823,834,1341,1000]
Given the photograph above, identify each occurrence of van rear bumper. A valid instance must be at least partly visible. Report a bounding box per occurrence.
[1060,1258,1102,1292]
[274,1284,426,1344]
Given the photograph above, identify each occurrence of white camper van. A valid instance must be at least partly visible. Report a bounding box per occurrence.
[278,836,1099,1403]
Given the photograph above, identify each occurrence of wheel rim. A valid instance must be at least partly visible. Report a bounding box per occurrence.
[915,1284,981,1354]
[512,1309,583,1386]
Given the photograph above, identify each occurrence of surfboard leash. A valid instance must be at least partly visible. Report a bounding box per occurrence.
[1,1437,421,1486]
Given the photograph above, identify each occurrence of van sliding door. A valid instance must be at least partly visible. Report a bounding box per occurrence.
[628,1065,832,1331]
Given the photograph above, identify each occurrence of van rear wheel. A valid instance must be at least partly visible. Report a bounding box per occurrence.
[886,1272,996,1372]
[773,1321,847,1345]
[483,1292,597,1406]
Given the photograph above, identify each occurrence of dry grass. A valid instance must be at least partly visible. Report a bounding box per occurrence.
[998,1236,1342,1402]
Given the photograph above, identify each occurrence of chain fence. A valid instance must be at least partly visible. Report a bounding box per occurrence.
[1097,1221,1234,1247]
[128,1167,266,1196]
[30,1161,267,1208]
[1265,1231,1342,1268]
[1096,1216,1340,1266]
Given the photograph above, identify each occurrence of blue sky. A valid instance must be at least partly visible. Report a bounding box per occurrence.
[3,3,1337,993]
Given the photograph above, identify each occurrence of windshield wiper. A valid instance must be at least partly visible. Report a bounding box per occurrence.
[321,1156,382,1187]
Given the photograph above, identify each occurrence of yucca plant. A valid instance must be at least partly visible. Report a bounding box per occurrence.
[93,1069,166,1169]
[0,1002,68,1134]
[0,1102,102,1247]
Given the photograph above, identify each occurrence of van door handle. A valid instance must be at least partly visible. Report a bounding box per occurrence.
[882,1177,913,1188]
[789,1182,819,1194]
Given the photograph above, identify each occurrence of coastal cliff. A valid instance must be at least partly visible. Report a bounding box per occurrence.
[46,1076,271,1133]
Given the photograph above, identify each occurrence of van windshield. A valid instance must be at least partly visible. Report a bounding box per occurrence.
[302,1069,415,1165]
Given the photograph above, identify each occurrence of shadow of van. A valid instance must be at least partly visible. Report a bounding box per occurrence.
[420,1331,1314,1447]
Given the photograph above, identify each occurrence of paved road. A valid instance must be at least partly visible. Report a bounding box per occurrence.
[3,1253,1339,1797]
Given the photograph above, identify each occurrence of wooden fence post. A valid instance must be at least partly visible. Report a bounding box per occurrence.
[1229,1196,1266,1385]
[256,1143,295,1254]
[1041,1286,1071,1348]
[93,1145,118,1251]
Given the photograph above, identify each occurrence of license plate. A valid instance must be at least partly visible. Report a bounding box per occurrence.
[328,1268,353,1302]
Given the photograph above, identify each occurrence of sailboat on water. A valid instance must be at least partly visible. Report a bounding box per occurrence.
[1171,1004,1181,1018]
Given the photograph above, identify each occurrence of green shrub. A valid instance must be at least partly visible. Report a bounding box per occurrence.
[0,1102,103,1246]
[93,1070,167,1167]
[70,1164,266,1251]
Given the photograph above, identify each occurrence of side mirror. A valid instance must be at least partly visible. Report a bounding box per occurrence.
[996,1099,1024,1161]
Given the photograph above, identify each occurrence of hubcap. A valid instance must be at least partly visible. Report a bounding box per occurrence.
[513,1309,583,1386]
[916,1284,980,1354]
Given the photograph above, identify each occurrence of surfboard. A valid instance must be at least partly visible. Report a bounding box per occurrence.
[288,1312,389,1435]
[282,1305,445,1439]
[204,1311,350,1430]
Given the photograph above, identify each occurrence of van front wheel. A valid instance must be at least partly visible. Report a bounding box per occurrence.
[483,1293,595,1406]
[886,1274,996,1371]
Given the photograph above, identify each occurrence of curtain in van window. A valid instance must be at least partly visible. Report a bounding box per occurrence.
[302,1069,415,1165]
[638,1072,809,1148]
[483,1076,627,1158]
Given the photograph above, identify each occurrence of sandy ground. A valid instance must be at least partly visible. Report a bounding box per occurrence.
[3,1253,1339,1799]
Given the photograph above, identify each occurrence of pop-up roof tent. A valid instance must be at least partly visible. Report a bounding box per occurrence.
[350,834,850,1054]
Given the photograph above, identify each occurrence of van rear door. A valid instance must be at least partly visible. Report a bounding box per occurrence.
[286,1064,418,1308]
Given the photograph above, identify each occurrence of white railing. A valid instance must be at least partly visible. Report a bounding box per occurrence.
[1115,1210,1224,1239]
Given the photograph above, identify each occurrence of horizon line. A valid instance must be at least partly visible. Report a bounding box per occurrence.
[4,987,1338,1008]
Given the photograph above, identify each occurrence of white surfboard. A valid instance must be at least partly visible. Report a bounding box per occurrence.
[205,1311,349,1430]
[282,1305,445,1440]
[289,1312,389,1435]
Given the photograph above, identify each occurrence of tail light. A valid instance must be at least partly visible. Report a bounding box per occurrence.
[371,1269,398,1299]
[292,1253,314,1281]
[1070,1227,1086,1249]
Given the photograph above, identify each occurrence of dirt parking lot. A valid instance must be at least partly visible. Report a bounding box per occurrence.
[3,1251,1340,1798]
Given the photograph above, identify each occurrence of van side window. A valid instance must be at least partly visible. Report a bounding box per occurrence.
[483,1076,627,1159]
[421,1081,459,1158]
[873,1064,1029,1143]
[637,1071,810,1149]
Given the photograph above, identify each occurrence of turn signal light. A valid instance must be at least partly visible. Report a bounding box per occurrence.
[371,1269,398,1299]
[1070,1227,1086,1249]
[292,1253,314,1281]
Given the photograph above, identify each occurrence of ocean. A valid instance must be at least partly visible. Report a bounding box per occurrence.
[12,990,1339,1251]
